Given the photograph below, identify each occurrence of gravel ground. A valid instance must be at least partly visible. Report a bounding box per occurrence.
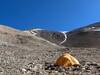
[20,61,100,75]
[18,47,100,75]
[0,26,100,75]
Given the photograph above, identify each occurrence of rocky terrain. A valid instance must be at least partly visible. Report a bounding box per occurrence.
[31,22,100,48]
[28,29,66,45]
[63,22,100,47]
[0,24,100,75]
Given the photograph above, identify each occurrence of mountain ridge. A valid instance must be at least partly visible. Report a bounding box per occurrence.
[25,22,100,47]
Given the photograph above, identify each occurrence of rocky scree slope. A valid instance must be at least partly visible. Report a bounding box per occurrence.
[27,29,66,45]
[0,25,61,75]
[63,22,100,47]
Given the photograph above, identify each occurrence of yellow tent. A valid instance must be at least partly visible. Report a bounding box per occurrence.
[55,53,80,67]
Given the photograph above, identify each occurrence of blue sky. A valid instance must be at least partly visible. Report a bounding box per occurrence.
[0,0,100,31]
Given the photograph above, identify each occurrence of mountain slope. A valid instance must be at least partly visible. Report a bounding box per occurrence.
[28,22,100,47]
[0,25,62,75]
[0,25,100,75]
[27,29,67,45]
[63,22,100,47]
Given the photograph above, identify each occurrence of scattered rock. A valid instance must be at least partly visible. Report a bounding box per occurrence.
[0,67,4,74]
[44,61,100,75]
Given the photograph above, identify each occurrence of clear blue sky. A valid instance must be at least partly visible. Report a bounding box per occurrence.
[0,0,100,31]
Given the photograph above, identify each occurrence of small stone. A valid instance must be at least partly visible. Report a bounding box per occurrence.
[21,68,27,72]
[96,66,100,72]
[72,65,82,71]
[90,62,98,66]
[45,62,57,70]
[32,64,43,72]
[50,67,56,70]
[20,68,27,74]
[96,66,100,69]
[82,67,86,70]
[0,67,4,74]
[85,62,91,65]
[57,66,66,72]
